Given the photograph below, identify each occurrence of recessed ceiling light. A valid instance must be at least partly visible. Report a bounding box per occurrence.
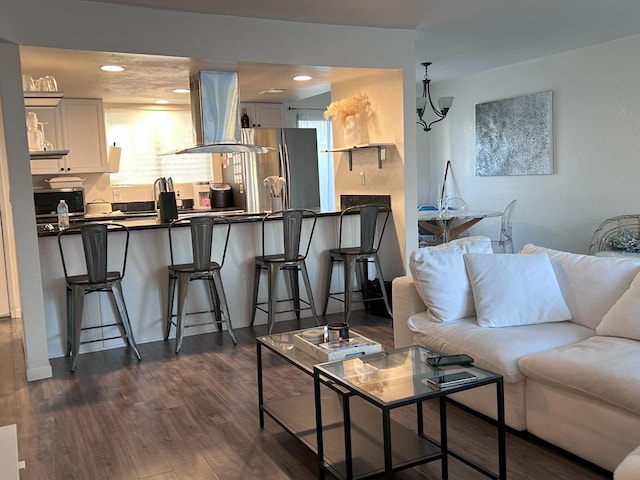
[259,88,287,94]
[100,65,124,72]
[155,99,170,104]
[293,75,312,81]
[172,88,190,94]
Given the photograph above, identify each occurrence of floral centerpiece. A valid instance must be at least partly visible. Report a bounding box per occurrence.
[324,92,371,144]
[324,92,371,127]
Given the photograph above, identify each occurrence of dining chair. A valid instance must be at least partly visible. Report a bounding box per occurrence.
[58,223,141,372]
[445,196,468,212]
[166,216,236,354]
[418,204,442,246]
[250,209,321,334]
[492,199,517,253]
[321,204,392,323]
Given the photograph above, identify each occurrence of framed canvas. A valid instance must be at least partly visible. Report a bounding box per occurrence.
[475,91,553,176]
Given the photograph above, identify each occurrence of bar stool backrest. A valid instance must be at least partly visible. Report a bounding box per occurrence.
[261,209,317,262]
[82,224,109,283]
[58,223,130,284]
[169,216,231,272]
[339,204,390,255]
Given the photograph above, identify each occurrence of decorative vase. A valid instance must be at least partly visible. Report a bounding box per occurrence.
[343,114,369,146]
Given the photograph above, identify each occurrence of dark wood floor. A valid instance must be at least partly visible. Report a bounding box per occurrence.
[0,311,612,479]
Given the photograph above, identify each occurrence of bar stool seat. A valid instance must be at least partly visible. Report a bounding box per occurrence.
[58,223,141,372]
[322,204,393,324]
[250,209,321,334]
[165,216,236,353]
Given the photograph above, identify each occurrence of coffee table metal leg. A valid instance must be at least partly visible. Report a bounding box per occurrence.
[382,409,393,479]
[417,400,424,436]
[343,395,353,479]
[440,396,449,480]
[497,378,507,479]
[256,342,264,428]
[314,370,325,480]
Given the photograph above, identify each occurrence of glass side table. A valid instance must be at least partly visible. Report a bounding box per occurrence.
[313,345,506,479]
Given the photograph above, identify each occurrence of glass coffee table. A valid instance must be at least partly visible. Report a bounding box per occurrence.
[314,345,506,479]
[256,328,383,448]
[257,331,505,480]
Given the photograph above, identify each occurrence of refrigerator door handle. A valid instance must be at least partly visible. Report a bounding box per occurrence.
[280,143,291,209]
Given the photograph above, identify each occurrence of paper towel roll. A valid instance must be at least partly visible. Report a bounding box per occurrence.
[108,145,121,173]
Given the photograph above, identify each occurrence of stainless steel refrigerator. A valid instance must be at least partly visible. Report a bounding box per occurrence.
[222,128,321,213]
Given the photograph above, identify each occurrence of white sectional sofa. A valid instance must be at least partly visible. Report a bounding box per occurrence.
[392,237,640,472]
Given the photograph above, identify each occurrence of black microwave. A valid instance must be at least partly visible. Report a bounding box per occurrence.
[33,188,86,218]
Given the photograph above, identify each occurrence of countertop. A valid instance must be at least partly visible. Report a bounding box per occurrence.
[36,209,345,237]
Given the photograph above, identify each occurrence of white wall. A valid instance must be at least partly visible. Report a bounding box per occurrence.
[426,33,640,254]
[0,0,416,379]
[331,70,407,278]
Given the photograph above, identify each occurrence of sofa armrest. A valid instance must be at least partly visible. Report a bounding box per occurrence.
[392,276,427,348]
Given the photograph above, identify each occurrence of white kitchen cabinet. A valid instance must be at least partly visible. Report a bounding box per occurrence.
[240,103,284,128]
[28,98,108,175]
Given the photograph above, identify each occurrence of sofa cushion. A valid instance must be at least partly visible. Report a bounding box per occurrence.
[407,313,594,383]
[519,336,640,415]
[464,253,572,328]
[597,271,640,341]
[520,244,640,329]
[615,445,640,480]
[409,236,492,323]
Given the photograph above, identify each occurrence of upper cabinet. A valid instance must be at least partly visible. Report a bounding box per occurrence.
[241,103,284,128]
[28,98,108,175]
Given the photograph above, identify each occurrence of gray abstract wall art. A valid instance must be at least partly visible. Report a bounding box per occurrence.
[476,91,553,176]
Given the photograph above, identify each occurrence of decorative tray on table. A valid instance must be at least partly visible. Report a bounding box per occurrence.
[293,329,382,363]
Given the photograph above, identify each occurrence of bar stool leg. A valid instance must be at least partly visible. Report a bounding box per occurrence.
[175,272,190,354]
[321,254,335,316]
[287,267,301,321]
[111,281,141,360]
[206,277,222,331]
[70,285,86,372]
[373,255,392,318]
[65,285,73,357]
[300,261,321,327]
[165,273,177,340]
[212,270,237,344]
[250,264,262,327]
[344,256,358,324]
[267,264,280,334]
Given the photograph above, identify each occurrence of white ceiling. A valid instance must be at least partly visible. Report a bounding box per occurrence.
[19,46,381,105]
[20,0,640,104]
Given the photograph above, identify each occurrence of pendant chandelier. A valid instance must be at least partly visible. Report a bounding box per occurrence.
[416,62,453,132]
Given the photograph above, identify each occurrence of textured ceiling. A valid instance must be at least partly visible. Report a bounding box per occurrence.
[21,0,640,103]
[20,47,381,105]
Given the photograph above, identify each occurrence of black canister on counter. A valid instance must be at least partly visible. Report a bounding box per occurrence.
[241,112,250,128]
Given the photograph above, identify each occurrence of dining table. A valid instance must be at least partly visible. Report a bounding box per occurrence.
[418,209,503,243]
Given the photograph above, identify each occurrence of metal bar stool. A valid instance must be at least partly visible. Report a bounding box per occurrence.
[321,204,392,323]
[58,223,141,372]
[250,209,321,334]
[166,216,236,354]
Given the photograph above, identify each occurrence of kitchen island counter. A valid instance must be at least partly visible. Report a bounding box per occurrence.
[37,206,401,359]
[36,209,346,237]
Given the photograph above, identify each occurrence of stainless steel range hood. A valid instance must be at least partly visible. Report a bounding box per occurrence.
[171,71,274,154]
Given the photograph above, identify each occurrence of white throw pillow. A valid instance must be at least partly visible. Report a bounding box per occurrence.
[409,236,492,322]
[597,271,640,341]
[464,253,572,328]
[520,244,640,329]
